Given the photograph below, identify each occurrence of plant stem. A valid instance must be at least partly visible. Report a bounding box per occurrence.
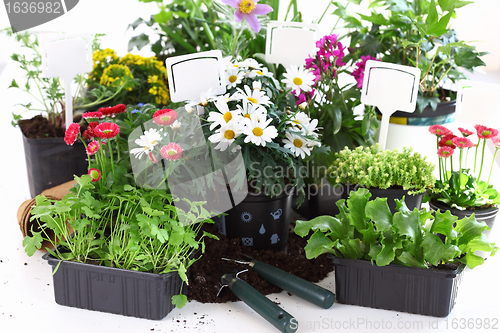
[477,139,487,182]
[108,139,117,182]
[486,148,499,187]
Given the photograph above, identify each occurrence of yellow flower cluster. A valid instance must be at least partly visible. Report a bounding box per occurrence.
[88,48,170,105]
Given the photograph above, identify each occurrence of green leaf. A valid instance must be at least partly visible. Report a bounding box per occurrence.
[358,12,389,26]
[365,197,393,232]
[295,216,348,240]
[374,232,402,266]
[9,79,19,88]
[397,251,428,268]
[426,0,439,27]
[22,233,43,256]
[431,210,458,240]
[172,294,188,309]
[154,9,173,24]
[393,209,422,242]
[347,188,371,231]
[454,48,487,70]
[304,231,337,259]
[455,215,489,247]
[459,252,485,269]
[422,233,460,266]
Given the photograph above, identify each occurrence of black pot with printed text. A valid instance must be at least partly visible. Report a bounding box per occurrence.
[215,189,293,252]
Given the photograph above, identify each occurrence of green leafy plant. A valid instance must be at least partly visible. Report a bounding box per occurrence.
[295,187,497,269]
[335,0,486,112]
[426,124,500,210]
[326,144,436,194]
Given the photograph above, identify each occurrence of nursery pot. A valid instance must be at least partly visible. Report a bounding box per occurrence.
[429,200,499,230]
[331,256,465,317]
[378,98,456,126]
[292,181,343,220]
[43,252,186,320]
[342,184,424,214]
[216,189,293,251]
[22,132,87,198]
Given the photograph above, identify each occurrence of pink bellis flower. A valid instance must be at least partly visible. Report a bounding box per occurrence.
[221,0,273,33]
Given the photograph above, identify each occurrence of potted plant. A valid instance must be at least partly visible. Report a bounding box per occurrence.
[192,55,325,251]
[295,187,498,317]
[22,103,217,319]
[426,124,500,227]
[325,144,436,213]
[336,0,486,125]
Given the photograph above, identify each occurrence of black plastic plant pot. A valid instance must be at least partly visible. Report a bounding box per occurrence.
[22,133,88,198]
[429,200,499,230]
[292,182,343,220]
[341,184,424,214]
[216,189,293,251]
[42,253,186,320]
[332,257,465,317]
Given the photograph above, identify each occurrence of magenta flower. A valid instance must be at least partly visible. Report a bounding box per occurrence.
[451,136,474,149]
[438,134,457,149]
[351,55,379,89]
[88,168,101,182]
[221,0,273,33]
[437,146,454,158]
[493,136,500,148]
[86,140,100,156]
[474,124,499,139]
[428,124,451,137]
[160,143,183,161]
[64,123,80,146]
[458,127,474,137]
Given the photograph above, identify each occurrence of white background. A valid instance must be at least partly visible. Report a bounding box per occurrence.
[1,1,500,333]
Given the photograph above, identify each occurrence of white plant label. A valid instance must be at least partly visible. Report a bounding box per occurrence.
[40,33,92,129]
[165,50,226,103]
[361,60,421,150]
[265,21,320,68]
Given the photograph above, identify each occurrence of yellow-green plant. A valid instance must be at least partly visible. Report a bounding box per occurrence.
[326,144,436,194]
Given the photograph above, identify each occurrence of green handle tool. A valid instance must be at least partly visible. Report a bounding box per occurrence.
[220,272,298,333]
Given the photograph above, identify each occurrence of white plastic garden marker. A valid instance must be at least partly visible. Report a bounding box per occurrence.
[361,60,421,150]
[265,21,320,68]
[165,50,226,103]
[40,33,93,129]
[456,80,500,167]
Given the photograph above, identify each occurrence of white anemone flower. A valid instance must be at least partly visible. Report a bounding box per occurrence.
[238,85,271,112]
[242,115,278,147]
[225,67,245,88]
[283,132,312,159]
[208,121,244,151]
[282,65,315,94]
[207,97,242,130]
[130,128,163,159]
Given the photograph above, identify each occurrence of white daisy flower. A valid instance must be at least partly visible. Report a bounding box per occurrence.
[287,111,311,129]
[237,103,266,121]
[302,118,320,139]
[207,97,242,130]
[247,67,274,79]
[225,67,245,88]
[130,128,163,159]
[238,85,271,112]
[252,81,262,91]
[208,121,244,151]
[240,58,262,70]
[283,132,312,159]
[282,65,316,94]
[243,115,278,147]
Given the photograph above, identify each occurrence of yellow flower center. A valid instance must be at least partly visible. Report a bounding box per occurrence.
[144,145,149,150]
[292,120,301,125]
[229,75,238,83]
[293,77,303,86]
[293,139,303,148]
[252,127,263,137]
[103,129,112,135]
[244,114,251,119]
[224,130,235,140]
[255,70,264,75]
[151,140,157,145]
[247,97,258,104]
[223,112,232,123]
[239,0,256,14]
[161,115,171,122]
[167,150,176,156]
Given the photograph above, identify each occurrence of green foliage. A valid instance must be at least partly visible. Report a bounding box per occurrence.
[334,0,486,112]
[326,144,436,194]
[295,188,497,269]
[22,175,216,309]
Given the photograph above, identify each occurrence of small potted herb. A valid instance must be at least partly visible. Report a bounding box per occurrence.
[426,124,500,225]
[22,104,217,319]
[326,144,436,212]
[295,187,498,317]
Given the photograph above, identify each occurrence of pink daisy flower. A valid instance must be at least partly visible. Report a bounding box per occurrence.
[82,111,103,123]
[149,152,159,164]
[88,168,101,182]
[86,140,100,156]
[83,122,99,140]
[474,124,499,139]
[458,127,474,137]
[493,136,500,148]
[221,0,273,33]
[451,136,474,149]
[94,122,120,139]
[64,123,80,145]
[160,143,183,161]
[429,124,452,137]
[153,109,178,126]
[437,146,454,158]
[438,134,457,149]
[99,104,127,117]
